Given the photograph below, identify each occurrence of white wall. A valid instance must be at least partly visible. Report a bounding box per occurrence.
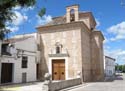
[104,56,115,77]
[0,36,37,84]
[15,37,37,52]
[1,55,36,83]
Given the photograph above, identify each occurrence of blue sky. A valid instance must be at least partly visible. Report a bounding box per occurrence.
[8,0,125,65]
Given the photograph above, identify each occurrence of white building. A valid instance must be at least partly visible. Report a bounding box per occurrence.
[0,33,40,84]
[104,56,115,79]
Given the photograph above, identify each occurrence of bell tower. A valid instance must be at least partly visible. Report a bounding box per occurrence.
[66,5,79,23]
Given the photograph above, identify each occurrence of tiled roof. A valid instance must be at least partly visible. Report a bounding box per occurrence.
[3,36,33,44]
[45,15,66,26]
[45,12,96,26]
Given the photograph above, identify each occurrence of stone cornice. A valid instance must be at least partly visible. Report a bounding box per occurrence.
[36,21,91,33]
[92,31,105,41]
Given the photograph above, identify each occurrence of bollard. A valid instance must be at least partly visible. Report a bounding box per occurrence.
[42,73,52,91]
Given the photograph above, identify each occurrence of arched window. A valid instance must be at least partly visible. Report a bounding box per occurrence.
[70,9,75,22]
[56,46,60,54]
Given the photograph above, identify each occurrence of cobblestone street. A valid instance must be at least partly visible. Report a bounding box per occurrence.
[67,73,125,91]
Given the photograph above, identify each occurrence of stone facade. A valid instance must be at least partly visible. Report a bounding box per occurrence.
[91,31,105,81]
[37,5,104,82]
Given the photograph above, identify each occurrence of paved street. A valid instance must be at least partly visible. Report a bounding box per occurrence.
[0,74,124,91]
[0,82,43,91]
[67,73,125,91]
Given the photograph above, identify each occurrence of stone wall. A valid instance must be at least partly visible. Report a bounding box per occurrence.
[38,27,82,80]
[91,31,104,81]
[50,78,82,91]
[81,29,91,82]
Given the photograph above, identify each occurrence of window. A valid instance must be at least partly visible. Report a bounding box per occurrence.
[56,46,60,54]
[70,9,75,22]
[1,43,11,56]
[55,42,62,54]
[22,56,28,68]
[70,15,75,22]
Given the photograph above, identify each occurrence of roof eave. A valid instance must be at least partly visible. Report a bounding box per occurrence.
[36,21,90,33]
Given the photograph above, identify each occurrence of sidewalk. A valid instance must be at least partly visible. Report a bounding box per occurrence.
[0,82,44,91]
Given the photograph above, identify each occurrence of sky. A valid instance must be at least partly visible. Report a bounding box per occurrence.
[7,0,125,65]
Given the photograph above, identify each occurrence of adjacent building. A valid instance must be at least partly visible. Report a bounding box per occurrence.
[36,5,104,82]
[104,56,115,79]
[0,33,40,84]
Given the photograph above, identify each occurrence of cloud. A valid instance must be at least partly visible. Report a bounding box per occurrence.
[103,37,109,44]
[12,11,28,26]
[21,6,35,12]
[95,19,100,27]
[107,21,125,41]
[36,15,52,25]
[104,47,125,64]
[105,49,125,57]
[13,5,21,10]
[13,5,34,11]
[6,11,28,33]
[6,26,19,32]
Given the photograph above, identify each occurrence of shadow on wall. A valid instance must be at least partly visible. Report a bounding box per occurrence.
[91,31,104,82]
[37,35,49,81]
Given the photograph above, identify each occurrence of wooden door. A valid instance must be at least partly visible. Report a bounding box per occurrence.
[1,63,13,83]
[52,60,65,80]
[60,62,65,80]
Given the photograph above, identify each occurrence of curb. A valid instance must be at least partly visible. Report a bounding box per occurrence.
[60,83,88,91]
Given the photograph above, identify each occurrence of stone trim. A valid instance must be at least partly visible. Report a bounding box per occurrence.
[49,53,69,57]
[92,31,105,40]
[49,57,69,80]
[36,21,90,34]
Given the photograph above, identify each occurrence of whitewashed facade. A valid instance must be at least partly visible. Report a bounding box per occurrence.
[0,34,40,84]
[104,56,115,78]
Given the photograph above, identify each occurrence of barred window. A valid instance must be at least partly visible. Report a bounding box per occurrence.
[22,56,28,68]
[56,46,60,54]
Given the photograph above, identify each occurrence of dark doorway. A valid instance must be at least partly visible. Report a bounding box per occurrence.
[52,59,65,80]
[36,63,39,80]
[1,63,13,83]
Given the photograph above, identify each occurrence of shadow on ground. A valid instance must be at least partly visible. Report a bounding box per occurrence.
[0,81,44,91]
[105,73,124,82]
[86,73,124,83]
[114,74,123,80]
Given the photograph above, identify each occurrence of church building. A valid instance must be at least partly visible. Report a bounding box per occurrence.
[36,5,104,82]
